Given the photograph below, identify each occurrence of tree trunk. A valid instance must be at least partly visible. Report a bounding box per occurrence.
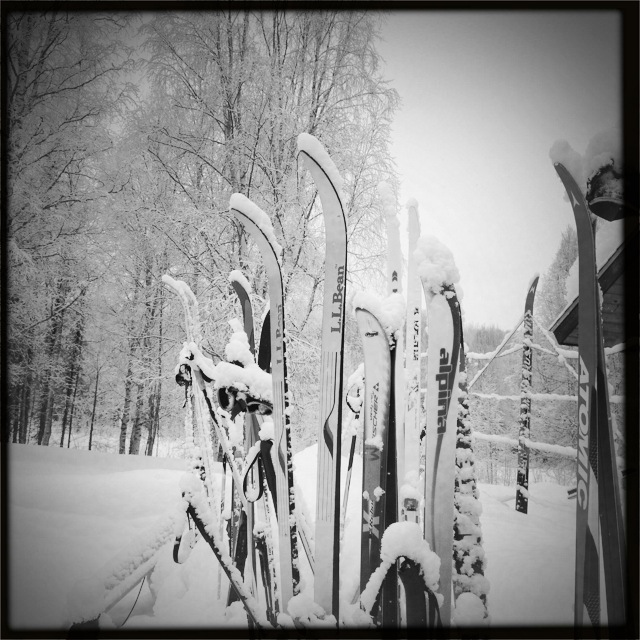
[128,382,144,455]
[37,285,68,446]
[88,368,99,451]
[119,350,135,454]
[61,318,85,447]
[67,371,79,448]
[145,293,164,456]
[145,383,159,456]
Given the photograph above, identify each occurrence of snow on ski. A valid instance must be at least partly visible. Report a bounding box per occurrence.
[359,521,440,626]
[554,162,627,630]
[162,275,219,503]
[297,133,347,618]
[452,332,490,623]
[515,274,539,514]
[402,199,423,524]
[229,194,300,612]
[415,236,462,624]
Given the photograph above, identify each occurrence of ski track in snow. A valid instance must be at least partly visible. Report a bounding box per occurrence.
[8,442,576,631]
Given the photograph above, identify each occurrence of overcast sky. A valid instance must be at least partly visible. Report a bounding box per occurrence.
[377,10,621,329]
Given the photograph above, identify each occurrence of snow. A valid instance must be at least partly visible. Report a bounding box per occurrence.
[549,126,622,195]
[223,319,255,367]
[297,133,344,196]
[228,269,251,294]
[352,290,406,344]
[454,592,489,626]
[229,193,283,261]
[9,441,577,631]
[413,235,460,295]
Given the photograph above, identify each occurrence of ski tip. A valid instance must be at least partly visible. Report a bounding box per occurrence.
[296,133,344,193]
[229,269,252,291]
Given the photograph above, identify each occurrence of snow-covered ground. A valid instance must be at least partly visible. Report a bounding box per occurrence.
[6,441,575,632]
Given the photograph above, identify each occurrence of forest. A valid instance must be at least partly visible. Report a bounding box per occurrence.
[5,8,616,486]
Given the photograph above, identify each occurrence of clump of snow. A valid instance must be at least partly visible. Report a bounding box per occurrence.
[212,361,273,403]
[297,133,344,197]
[414,236,460,295]
[358,524,442,617]
[453,592,490,626]
[364,434,384,451]
[352,290,406,344]
[228,270,252,294]
[287,593,336,627]
[230,193,283,261]
[223,601,248,626]
[259,419,275,441]
[399,482,421,502]
[381,522,441,591]
[584,127,623,188]
[224,319,255,368]
[549,126,623,196]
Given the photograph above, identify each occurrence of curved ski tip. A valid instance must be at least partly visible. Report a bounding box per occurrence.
[228,269,251,290]
[296,132,317,154]
[296,132,344,197]
[405,197,419,210]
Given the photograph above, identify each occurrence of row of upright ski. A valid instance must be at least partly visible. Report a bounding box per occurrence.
[161,132,470,629]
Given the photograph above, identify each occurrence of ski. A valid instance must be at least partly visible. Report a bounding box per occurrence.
[354,302,399,626]
[227,270,260,605]
[554,163,627,630]
[398,558,442,629]
[342,365,364,541]
[452,329,490,620]
[515,274,539,513]
[379,181,406,518]
[184,476,273,630]
[229,194,300,611]
[162,275,219,502]
[297,133,347,618]
[358,521,441,629]
[402,200,423,524]
[416,236,462,625]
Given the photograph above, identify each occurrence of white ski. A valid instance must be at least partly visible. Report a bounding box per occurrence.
[297,133,347,618]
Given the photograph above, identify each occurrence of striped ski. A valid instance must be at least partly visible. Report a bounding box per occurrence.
[355,305,397,626]
[229,194,300,611]
[515,274,539,513]
[554,162,627,629]
[421,281,461,624]
[297,133,347,618]
[402,200,423,523]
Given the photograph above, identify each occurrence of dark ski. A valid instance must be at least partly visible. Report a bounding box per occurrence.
[515,274,539,513]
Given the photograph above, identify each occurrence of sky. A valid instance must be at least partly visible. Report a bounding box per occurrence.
[376,10,622,329]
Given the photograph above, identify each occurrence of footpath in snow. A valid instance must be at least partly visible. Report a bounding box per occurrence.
[7,442,575,630]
